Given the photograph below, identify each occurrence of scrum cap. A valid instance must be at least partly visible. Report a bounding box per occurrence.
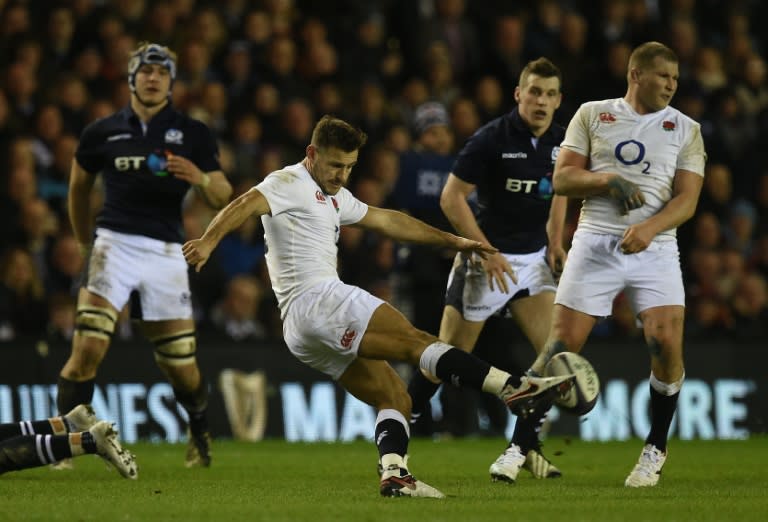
[128,43,177,94]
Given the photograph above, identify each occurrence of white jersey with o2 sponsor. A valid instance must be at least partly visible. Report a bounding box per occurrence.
[255,162,369,316]
[561,98,706,240]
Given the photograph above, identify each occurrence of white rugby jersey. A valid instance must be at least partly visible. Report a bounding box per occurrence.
[255,162,368,315]
[561,98,706,240]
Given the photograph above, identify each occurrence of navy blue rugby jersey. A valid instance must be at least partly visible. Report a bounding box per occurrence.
[452,108,565,254]
[75,104,221,244]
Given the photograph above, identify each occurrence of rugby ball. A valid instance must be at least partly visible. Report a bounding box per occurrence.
[544,352,600,415]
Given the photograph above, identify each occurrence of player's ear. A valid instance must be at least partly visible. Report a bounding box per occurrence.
[514,86,521,103]
[629,67,640,82]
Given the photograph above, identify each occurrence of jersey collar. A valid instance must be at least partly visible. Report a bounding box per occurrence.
[508,107,559,141]
[119,102,176,126]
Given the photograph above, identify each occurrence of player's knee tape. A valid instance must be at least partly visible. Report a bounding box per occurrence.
[75,305,117,341]
[419,342,452,378]
[151,330,197,366]
[650,371,685,396]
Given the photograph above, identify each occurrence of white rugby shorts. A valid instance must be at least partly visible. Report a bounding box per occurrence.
[86,228,193,321]
[444,247,557,322]
[282,279,385,380]
[555,230,685,317]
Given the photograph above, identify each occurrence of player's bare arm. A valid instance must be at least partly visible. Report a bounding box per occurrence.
[183,188,270,271]
[619,169,703,254]
[546,194,568,276]
[554,148,645,214]
[356,206,498,259]
[440,173,516,292]
[67,159,99,255]
[166,154,232,209]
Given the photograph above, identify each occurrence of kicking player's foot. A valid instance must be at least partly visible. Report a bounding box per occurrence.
[489,444,526,483]
[64,404,99,432]
[523,445,562,479]
[500,374,574,417]
[380,465,445,498]
[625,444,666,487]
[185,429,212,468]
[89,421,138,479]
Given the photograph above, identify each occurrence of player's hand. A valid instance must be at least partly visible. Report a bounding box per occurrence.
[619,223,654,254]
[166,153,207,187]
[182,238,213,272]
[607,175,645,215]
[481,251,518,293]
[546,244,568,279]
[454,237,497,259]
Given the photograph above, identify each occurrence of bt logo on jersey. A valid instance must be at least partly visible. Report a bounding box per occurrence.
[114,156,146,171]
[505,178,538,193]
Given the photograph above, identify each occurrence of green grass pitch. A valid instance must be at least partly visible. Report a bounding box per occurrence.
[1,437,766,522]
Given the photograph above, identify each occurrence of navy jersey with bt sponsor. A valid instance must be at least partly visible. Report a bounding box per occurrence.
[75,104,220,244]
[452,108,565,254]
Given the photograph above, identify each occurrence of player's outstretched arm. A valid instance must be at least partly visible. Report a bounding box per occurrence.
[441,173,517,291]
[183,188,271,272]
[554,148,645,214]
[356,206,497,259]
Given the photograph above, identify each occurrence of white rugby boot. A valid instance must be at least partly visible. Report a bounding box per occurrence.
[489,444,526,483]
[499,374,575,417]
[380,464,445,498]
[64,404,99,432]
[625,444,666,487]
[89,421,138,479]
[523,446,562,479]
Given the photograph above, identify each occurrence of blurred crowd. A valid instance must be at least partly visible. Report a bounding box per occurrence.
[1,0,767,347]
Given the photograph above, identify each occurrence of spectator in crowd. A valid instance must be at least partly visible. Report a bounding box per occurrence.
[0,247,48,340]
[209,275,268,341]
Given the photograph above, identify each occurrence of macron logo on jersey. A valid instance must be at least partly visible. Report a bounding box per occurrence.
[502,152,527,159]
[599,112,616,123]
[315,190,326,203]
[107,133,132,142]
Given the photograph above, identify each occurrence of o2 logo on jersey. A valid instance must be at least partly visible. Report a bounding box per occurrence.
[614,139,651,174]
[147,150,170,177]
[538,172,554,199]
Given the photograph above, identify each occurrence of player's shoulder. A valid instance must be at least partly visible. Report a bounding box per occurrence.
[576,98,623,116]
[263,163,310,187]
[661,105,701,130]
[170,108,213,134]
[80,110,124,137]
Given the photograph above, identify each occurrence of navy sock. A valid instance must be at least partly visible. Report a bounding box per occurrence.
[375,418,409,459]
[57,376,95,414]
[645,385,679,452]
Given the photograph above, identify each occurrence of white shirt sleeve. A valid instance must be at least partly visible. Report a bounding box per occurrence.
[255,169,309,216]
[335,187,369,225]
[561,103,593,157]
[676,122,707,176]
